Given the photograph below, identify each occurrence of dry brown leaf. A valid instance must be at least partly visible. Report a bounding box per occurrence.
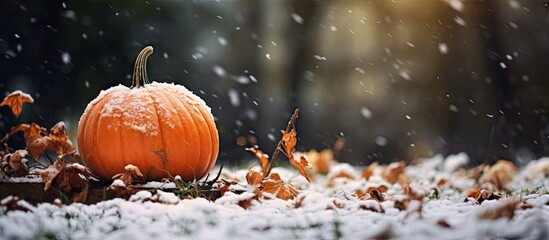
[261,172,299,200]
[26,136,52,159]
[480,160,516,190]
[382,162,406,184]
[0,196,32,212]
[1,123,48,143]
[245,146,270,176]
[246,169,263,186]
[306,149,334,175]
[394,197,410,211]
[290,155,311,182]
[466,187,482,199]
[112,164,144,186]
[216,180,237,196]
[41,158,66,191]
[478,200,520,220]
[0,90,34,117]
[280,129,297,160]
[238,197,254,209]
[436,219,452,228]
[368,189,385,202]
[361,162,379,180]
[477,189,500,204]
[1,150,29,177]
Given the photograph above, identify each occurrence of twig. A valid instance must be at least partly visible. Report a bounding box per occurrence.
[265,108,300,177]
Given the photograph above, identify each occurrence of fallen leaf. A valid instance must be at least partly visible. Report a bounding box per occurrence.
[40,158,66,191]
[361,162,379,180]
[245,169,263,186]
[246,146,270,176]
[480,160,516,190]
[382,162,406,184]
[306,149,334,175]
[436,219,452,228]
[368,189,385,202]
[1,150,29,177]
[477,189,500,204]
[112,164,144,186]
[261,173,298,200]
[0,196,32,212]
[238,197,254,209]
[289,155,311,182]
[466,187,482,199]
[478,200,520,220]
[0,90,34,117]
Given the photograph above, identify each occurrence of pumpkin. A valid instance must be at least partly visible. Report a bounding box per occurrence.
[77,46,219,181]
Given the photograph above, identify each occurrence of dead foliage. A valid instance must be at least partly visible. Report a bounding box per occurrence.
[0,90,34,117]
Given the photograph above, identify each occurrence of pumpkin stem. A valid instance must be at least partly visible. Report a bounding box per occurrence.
[132,46,154,88]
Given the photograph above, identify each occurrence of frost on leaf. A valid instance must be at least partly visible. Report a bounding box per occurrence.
[110,164,144,198]
[0,90,34,117]
[1,150,29,177]
[40,158,91,202]
[261,173,299,200]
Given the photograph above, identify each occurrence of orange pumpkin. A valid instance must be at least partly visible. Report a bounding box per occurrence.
[77,46,219,181]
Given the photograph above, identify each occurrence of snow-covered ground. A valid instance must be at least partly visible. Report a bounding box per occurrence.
[1,154,548,239]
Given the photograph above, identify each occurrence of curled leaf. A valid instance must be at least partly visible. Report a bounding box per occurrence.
[289,155,311,182]
[1,123,47,143]
[112,164,144,187]
[246,146,270,176]
[1,150,29,177]
[280,129,297,160]
[26,136,52,159]
[0,90,34,117]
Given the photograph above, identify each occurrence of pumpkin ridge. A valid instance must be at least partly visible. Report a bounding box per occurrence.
[176,94,203,180]
[147,93,170,168]
[195,105,219,175]
[81,91,117,179]
[158,91,189,176]
[192,103,216,178]
[187,99,211,180]
[93,99,112,179]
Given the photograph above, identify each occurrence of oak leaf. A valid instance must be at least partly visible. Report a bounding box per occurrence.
[0,90,34,117]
